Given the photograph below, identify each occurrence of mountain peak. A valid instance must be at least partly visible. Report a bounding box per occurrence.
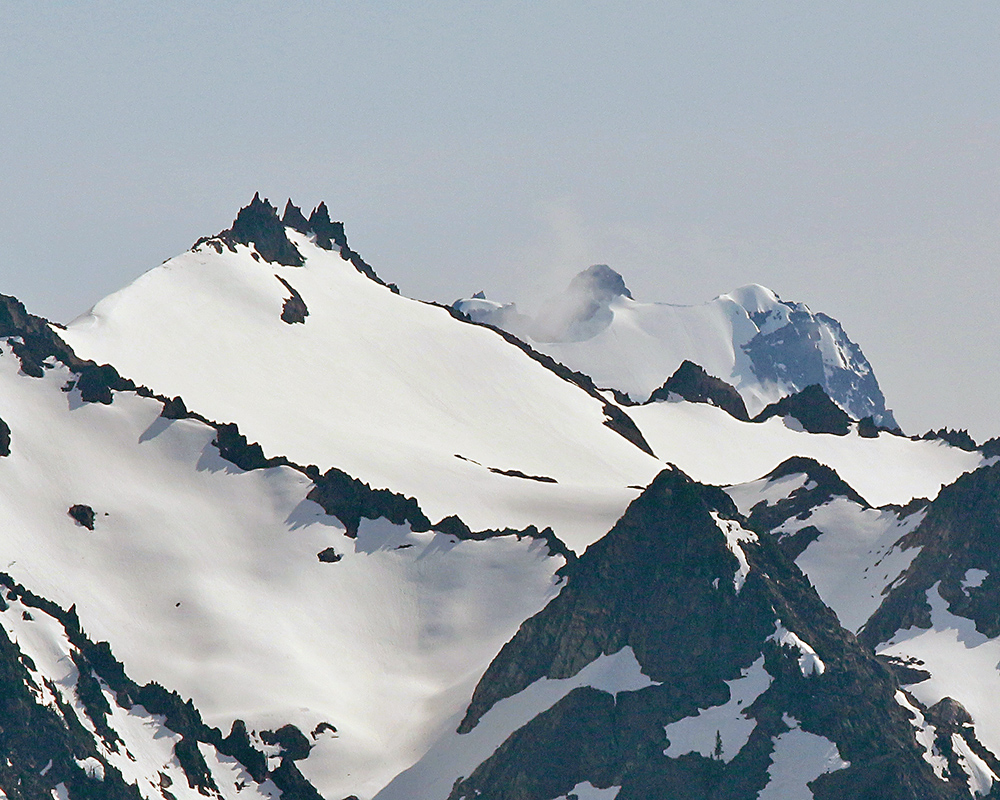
[724,283,782,315]
[281,199,310,234]
[568,264,633,301]
[193,193,304,267]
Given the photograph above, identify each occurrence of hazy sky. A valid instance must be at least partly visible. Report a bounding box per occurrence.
[2,2,998,440]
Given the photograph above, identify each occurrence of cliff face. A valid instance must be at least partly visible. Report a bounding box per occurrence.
[446,468,961,800]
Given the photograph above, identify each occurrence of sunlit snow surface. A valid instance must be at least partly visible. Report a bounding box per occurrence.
[631,400,983,508]
[0,350,562,799]
[757,715,849,800]
[60,234,982,554]
[30,229,988,798]
[60,234,662,549]
[770,622,825,677]
[710,512,757,593]
[464,282,882,421]
[552,783,621,800]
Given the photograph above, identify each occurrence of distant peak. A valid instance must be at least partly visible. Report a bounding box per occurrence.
[568,264,633,301]
[724,284,781,314]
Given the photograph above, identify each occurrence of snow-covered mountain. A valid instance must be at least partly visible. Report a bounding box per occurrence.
[454,266,897,427]
[0,195,997,799]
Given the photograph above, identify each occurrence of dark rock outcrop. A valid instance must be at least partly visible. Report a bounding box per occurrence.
[261,724,311,761]
[282,200,311,235]
[0,605,143,800]
[918,428,978,452]
[858,415,880,438]
[0,573,326,799]
[160,395,188,420]
[68,504,96,530]
[860,461,1000,648]
[317,547,342,563]
[487,467,558,483]
[76,363,128,405]
[307,467,432,538]
[276,275,309,324]
[451,467,959,800]
[0,293,87,377]
[981,437,1000,459]
[753,384,853,435]
[648,360,750,421]
[212,423,287,472]
[0,415,9,457]
[305,202,347,252]
[196,193,304,267]
[742,305,896,429]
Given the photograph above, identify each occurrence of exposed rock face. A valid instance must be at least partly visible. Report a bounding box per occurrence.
[861,461,1000,648]
[918,428,978,452]
[754,384,854,435]
[276,275,309,324]
[306,467,432,538]
[202,193,305,267]
[742,305,895,428]
[76,363,126,404]
[159,395,188,420]
[0,415,9,457]
[68,504,96,530]
[0,293,85,376]
[982,437,1000,459]
[303,201,348,252]
[261,723,312,761]
[858,415,880,438]
[927,697,974,729]
[452,467,958,800]
[282,200,311,235]
[648,360,750,421]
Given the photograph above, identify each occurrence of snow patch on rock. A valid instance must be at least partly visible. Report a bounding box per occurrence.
[663,655,771,763]
[711,512,757,593]
[757,714,849,799]
[770,622,826,677]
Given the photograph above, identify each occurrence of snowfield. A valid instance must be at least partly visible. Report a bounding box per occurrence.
[60,233,663,549]
[630,398,983,507]
[0,348,563,799]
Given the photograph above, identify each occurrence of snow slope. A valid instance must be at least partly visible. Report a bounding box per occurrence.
[0,587,281,800]
[60,232,662,549]
[0,347,563,799]
[629,399,982,507]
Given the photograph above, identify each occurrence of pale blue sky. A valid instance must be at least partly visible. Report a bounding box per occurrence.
[2,2,998,439]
